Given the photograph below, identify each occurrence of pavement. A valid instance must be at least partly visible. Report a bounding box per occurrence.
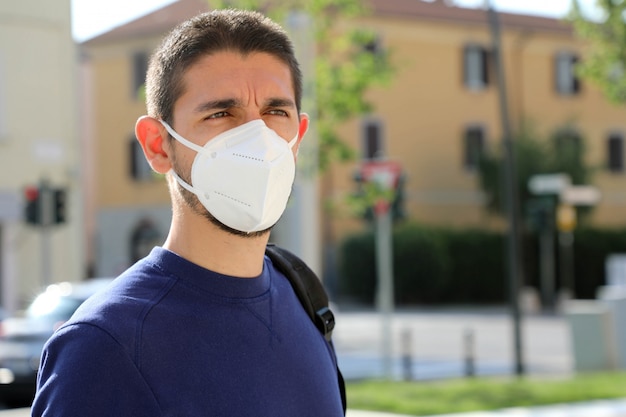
[333,307,572,381]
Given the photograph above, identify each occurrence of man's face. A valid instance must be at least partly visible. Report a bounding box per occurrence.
[168,51,302,235]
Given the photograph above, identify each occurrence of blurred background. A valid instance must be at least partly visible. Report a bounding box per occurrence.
[1,0,626,413]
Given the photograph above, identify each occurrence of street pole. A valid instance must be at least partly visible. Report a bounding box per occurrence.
[558,231,575,299]
[485,0,525,376]
[39,177,53,287]
[375,204,394,380]
[278,11,321,275]
[539,225,556,311]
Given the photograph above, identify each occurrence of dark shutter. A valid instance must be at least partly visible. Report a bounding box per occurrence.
[608,134,624,172]
[364,121,382,160]
[464,127,484,170]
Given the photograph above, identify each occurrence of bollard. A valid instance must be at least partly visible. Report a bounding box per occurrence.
[401,328,413,381]
[464,328,475,377]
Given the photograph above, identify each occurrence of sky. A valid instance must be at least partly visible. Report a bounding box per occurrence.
[70,0,598,43]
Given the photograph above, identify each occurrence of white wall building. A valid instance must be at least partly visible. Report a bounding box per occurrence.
[0,0,84,312]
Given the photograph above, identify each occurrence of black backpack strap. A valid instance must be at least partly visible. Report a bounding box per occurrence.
[265,244,335,340]
[265,244,347,415]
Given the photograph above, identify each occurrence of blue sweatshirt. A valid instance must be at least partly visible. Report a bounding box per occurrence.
[32,247,343,416]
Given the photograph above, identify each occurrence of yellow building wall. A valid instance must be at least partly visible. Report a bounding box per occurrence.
[86,40,170,208]
[326,13,626,245]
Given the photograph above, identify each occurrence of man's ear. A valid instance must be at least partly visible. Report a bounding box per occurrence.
[135,116,172,174]
[294,113,309,157]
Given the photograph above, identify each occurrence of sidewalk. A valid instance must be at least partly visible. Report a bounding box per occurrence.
[346,397,626,416]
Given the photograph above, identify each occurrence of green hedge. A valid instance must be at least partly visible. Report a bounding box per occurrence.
[573,227,626,298]
[338,223,626,305]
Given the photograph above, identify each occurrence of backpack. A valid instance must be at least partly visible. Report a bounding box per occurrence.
[265,244,347,415]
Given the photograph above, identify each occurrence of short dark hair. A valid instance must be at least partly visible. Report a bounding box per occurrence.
[145,9,302,125]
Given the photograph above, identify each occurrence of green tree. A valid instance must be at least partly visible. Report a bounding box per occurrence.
[211,0,394,169]
[478,123,593,226]
[570,0,626,103]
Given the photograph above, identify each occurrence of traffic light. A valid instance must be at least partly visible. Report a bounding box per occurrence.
[53,188,67,224]
[24,186,41,225]
[23,184,68,226]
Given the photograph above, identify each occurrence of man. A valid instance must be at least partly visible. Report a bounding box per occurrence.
[32,9,344,416]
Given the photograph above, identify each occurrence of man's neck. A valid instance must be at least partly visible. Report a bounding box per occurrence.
[162,212,270,278]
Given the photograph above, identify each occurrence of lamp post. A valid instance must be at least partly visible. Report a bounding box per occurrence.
[485,0,525,376]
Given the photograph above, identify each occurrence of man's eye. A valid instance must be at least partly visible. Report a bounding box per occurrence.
[267,109,288,116]
[207,111,228,119]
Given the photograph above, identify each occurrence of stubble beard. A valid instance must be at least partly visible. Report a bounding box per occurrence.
[169,157,271,239]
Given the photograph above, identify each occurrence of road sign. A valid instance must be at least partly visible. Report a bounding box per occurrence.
[528,174,571,195]
[361,160,402,215]
[557,203,576,232]
[561,185,601,206]
[361,160,402,190]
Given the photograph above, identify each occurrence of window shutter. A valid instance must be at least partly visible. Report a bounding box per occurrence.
[608,134,624,172]
[481,48,489,85]
[132,52,148,98]
[464,127,484,170]
[130,139,139,179]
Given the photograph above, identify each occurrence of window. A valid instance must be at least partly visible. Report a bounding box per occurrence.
[362,120,384,160]
[554,52,580,96]
[463,126,485,171]
[607,134,624,173]
[463,45,490,90]
[129,136,153,181]
[132,51,148,99]
[130,218,161,263]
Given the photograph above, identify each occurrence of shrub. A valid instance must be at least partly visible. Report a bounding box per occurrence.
[338,223,626,305]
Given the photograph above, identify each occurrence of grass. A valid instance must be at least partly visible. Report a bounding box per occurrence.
[346,372,626,415]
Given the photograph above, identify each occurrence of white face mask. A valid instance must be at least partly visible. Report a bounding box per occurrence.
[161,119,299,233]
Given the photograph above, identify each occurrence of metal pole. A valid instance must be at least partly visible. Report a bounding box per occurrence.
[464,328,475,377]
[485,0,525,376]
[39,178,53,287]
[539,226,555,311]
[277,12,321,274]
[559,231,575,299]
[376,206,394,379]
[401,328,413,381]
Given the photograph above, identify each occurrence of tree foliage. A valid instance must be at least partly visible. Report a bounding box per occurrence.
[569,0,626,103]
[210,0,395,169]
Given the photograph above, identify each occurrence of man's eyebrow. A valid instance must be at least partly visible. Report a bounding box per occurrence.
[193,98,240,114]
[265,97,296,108]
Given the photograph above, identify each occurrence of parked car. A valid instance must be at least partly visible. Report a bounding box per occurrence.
[0,278,114,406]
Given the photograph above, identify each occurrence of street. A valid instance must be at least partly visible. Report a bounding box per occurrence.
[333,307,571,381]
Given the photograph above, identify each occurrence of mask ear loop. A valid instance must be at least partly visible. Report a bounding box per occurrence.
[287,131,300,159]
[169,169,199,195]
[160,120,205,154]
[159,120,203,197]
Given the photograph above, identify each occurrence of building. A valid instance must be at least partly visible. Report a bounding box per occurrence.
[79,0,626,281]
[0,0,83,311]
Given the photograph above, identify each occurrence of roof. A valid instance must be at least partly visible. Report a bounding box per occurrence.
[370,0,572,34]
[81,0,572,45]
[82,0,209,45]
